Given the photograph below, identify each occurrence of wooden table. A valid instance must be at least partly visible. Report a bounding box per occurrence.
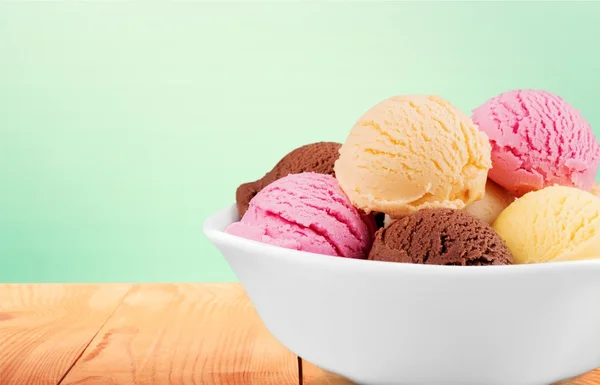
[1,284,599,385]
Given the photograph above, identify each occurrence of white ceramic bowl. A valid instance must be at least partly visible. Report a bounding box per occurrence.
[204,204,600,385]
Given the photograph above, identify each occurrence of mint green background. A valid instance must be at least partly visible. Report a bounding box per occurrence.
[1,2,599,282]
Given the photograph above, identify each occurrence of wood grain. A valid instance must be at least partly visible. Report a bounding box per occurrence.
[2,284,600,385]
[0,284,131,385]
[302,361,600,385]
[60,283,299,385]
[559,369,600,385]
[301,360,354,385]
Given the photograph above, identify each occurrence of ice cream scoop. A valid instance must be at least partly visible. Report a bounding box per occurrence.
[383,179,514,227]
[472,89,600,197]
[226,172,376,259]
[592,182,600,198]
[369,208,514,266]
[236,141,341,218]
[493,185,600,264]
[463,179,514,225]
[334,95,492,218]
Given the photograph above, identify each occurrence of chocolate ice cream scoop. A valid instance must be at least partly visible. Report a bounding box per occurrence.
[236,141,342,218]
[368,208,514,266]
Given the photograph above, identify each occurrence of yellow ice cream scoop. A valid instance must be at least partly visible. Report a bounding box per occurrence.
[493,185,600,264]
[334,95,491,218]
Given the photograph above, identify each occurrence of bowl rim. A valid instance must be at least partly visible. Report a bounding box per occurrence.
[203,204,600,275]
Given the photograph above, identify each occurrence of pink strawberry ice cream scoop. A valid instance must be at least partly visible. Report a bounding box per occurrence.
[472,89,600,197]
[225,172,376,258]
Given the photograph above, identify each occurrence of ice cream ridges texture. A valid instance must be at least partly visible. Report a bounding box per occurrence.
[224,89,600,265]
[334,95,492,218]
[227,172,376,259]
[472,89,600,197]
[493,186,600,264]
[236,142,341,218]
[370,208,514,266]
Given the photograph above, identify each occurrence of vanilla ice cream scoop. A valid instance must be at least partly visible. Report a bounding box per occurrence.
[334,95,492,218]
[493,185,600,264]
[464,179,514,225]
[383,179,513,227]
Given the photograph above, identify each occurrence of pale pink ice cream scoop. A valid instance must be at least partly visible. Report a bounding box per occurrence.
[472,89,600,197]
[225,172,376,258]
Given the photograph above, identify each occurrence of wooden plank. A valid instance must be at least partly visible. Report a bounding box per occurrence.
[559,369,600,385]
[0,284,131,385]
[60,283,299,385]
[302,360,600,385]
[301,360,354,385]
[3,282,599,385]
